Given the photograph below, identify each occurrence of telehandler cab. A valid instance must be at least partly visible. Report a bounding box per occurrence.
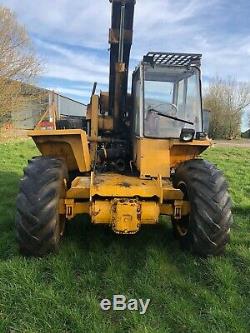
[16,0,232,257]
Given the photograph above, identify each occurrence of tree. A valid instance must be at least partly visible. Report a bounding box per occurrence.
[203,77,250,139]
[0,6,40,125]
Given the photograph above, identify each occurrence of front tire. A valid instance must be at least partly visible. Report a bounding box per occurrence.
[16,157,68,257]
[172,159,233,257]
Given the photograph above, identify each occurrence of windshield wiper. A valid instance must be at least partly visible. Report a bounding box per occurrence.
[148,108,194,125]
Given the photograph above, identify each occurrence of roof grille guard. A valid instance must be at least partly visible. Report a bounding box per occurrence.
[144,52,202,67]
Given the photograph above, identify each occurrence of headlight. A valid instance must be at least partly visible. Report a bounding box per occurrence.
[180,128,195,142]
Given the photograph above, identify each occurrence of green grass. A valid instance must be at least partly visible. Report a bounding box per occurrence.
[0,140,249,333]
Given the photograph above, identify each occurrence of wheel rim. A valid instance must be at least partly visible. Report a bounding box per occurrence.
[176,223,188,237]
[176,180,190,237]
[55,178,67,240]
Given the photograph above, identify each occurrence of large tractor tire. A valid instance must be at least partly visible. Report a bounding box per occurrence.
[172,159,233,257]
[16,157,68,257]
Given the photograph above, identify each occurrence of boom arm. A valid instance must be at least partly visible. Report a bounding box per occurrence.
[108,0,136,131]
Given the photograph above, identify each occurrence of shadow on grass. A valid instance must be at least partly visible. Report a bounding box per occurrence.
[66,215,173,248]
[232,205,250,217]
[0,169,179,265]
[64,214,177,269]
[0,171,22,260]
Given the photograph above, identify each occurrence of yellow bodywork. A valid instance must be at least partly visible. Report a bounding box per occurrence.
[29,98,211,234]
[58,172,190,234]
[93,199,160,233]
[134,137,211,178]
[29,129,91,172]
[66,173,183,202]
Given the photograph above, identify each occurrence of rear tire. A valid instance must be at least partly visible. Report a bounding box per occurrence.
[172,159,233,257]
[16,157,68,257]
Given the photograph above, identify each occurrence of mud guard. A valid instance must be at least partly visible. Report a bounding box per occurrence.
[28,129,91,172]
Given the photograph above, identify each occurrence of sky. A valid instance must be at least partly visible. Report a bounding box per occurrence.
[0,0,249,130]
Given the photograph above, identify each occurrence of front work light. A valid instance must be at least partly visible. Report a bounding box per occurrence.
[180,128,195,142]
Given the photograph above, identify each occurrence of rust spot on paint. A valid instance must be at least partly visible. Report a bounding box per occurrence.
[118,182,131,188]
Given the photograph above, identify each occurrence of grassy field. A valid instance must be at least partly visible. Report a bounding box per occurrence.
[0,139,249,333]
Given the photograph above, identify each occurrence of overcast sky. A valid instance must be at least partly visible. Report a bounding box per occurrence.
[0,0,249,129]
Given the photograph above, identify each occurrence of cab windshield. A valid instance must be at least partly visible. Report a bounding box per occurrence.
[144,65,202,138]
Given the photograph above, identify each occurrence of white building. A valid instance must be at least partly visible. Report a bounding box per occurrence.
[12,87,87,129]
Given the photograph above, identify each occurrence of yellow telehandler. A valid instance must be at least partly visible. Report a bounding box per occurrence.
[16,0,232,257]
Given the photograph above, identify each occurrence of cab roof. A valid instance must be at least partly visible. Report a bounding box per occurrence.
[143,52,202,67]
